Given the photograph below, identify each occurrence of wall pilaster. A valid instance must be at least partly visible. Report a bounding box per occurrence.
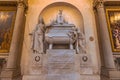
[94,0,115,69]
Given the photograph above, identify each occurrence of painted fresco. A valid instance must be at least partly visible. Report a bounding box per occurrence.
[106,9,120,51]
[0,11,16,53]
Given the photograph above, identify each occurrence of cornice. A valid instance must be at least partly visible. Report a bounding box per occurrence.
[17,0,28,7]
[94,0,120,6]
[0,0,28,8]
[0,1,17,6]
[104,1,120,6]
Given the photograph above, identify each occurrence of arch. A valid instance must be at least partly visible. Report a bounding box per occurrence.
[39,2,84,32]
[39,2,82,15]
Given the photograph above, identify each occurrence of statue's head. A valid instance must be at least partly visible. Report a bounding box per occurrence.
[59,10,63,15]
[38,16,44,24]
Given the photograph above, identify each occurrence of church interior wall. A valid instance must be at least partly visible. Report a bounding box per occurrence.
[0,0,119,80]
[20,0,101,78]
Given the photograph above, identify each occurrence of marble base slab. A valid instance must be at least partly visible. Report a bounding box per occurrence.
[22,49,100,80]
[47,50,75,70]
[79,75,100,80]
[46,49,76,80]
[29,53,43,75]
[22,75,44,80]
[47,74,77,80]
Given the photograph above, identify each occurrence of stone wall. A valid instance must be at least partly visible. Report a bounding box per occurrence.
[21,0,100,80]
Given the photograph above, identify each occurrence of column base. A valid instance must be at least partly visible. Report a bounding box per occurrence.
[109,70,120,80]
[0,68,21,80]
[100,67,110,80]
[100,66,120,80]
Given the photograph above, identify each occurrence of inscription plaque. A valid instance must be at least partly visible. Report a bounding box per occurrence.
[47,50,76,80]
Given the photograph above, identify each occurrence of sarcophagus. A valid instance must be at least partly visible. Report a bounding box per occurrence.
[45,10,76,49]
[45,24,75,44]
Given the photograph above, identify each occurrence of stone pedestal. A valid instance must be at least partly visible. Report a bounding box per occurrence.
[22,52,44,80]
[23,49,78,80]
[46,49,77,80]
[29,53,43,75]
[23,49,100,80]
[79,53,100,80]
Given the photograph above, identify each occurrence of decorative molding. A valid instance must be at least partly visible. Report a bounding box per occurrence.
[0,1,17,7]
[0,0,28,10]
[17,0,28,9]
[18,0,28,6]
[0,53,9,56]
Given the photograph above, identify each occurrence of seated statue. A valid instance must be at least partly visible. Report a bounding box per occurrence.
[56,10,65,24]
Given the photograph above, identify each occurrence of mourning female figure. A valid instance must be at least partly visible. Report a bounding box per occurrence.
[31,17,45,54]
[76,29,86,54]
[68,27,86,54]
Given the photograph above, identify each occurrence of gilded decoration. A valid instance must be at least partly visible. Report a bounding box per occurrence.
[0,7,16,53]
[106,8,120,52]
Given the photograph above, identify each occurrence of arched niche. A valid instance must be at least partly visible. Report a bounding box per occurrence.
[39,2,84,32]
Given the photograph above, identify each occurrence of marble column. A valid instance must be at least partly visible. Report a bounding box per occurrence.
[1,1,26,80]
[95,1,115,69]
[93,4,104,68]
[7,1,25,69]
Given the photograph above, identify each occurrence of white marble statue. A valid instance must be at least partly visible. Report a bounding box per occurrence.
[31,16,45,54]
[56,10,65,24]
[68,27,86,54]
[76,29,86,54]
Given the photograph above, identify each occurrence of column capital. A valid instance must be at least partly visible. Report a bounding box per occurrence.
[17,0,28,14]
[17,0,28,9]
[93,0,104,9]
